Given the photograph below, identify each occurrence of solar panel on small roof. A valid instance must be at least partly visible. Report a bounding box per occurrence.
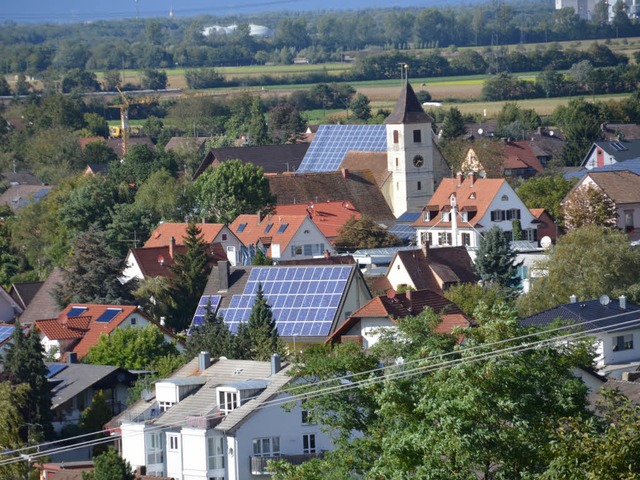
[221,266,352,337]
[189,295,222,331]
[297,124,387,173]
[46,364,67,378]
[390,224,417,242]
[95,308,122,323]
[0,325,15,344]
[67,306,88,317]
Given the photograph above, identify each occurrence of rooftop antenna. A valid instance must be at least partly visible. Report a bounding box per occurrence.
[398,63,409,86]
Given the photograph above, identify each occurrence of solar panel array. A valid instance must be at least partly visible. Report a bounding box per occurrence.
[221,266,352,337]
[389,224,417,242]
[0,325,15,344]
[191,295,222,328]
[297,125,387,173]
[95,308,122,323]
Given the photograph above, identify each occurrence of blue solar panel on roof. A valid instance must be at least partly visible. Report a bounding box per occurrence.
[46,364,67,378]
[396,211,422,222]
[222,266,352,337]
[67,306,88,317]
[297,124,387,173]
[189,295,223,330]
[0,325,15,344]
[390,224,417,242]
[95,308,122,323]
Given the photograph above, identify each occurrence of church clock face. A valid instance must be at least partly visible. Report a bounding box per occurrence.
[413,155,424,168]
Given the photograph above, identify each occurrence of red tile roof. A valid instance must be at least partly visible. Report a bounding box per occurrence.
[229,214,310,256]
[144,223,225,248]
[34,304,171,360]
[274,201,361,240]
[503,141,544,173]
[130,243,227,279]
[413,176,506,228]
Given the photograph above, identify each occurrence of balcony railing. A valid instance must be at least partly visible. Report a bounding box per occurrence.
[250,452,324,475]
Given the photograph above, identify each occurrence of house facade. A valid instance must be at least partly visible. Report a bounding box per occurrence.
[581,139,640,169]
[413,173,538,249]
[119,355,335,480]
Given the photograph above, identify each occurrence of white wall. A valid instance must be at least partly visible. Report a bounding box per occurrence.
[360,318,396,349]
[121,423,148,469]
[386,255,415,290]
[120,251,144,283]
[337,271,372,328]
[280,218,332,261]
[600,328,640,366]
[214,227,243,266]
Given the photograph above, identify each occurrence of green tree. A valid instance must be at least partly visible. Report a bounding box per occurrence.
[141,69,168,90]
[247,284,283,361]
[562,184,618,231]
[167,223,211,332]
[517,226,640,315]
[102,70,121,91]
[185,303,234,360]
[268,102,307,144]
[475,225,521,288]
[440,107,466,139]
[79,390,112,455]
[193,159,275,224]
[537,67,567,98]
[334,216,402,252]
[516,174,576,223]
[252,248,273,266]
[444,282,513,317]
[2,322,54,441]
[0,77,11,96]
[53,225,136,307]
[25,127,83,183]
[61,69,100,93]
[247,95,270,145]
[350,93,371,121]
[83,140,118,165]
[554,99,602,166]
[0,381,30,479]
[82,447,135,480]
[14,73,31,95]
[233,321,253,360]
[83,113,108,138]
[85,325,179,370]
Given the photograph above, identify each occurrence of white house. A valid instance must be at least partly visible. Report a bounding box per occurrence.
[35,304,182,361]
[0,285,22,322]
[413,172,539,249]
[119,354,335,480]
[229,214,334,262]
[581,139,640,169]
[520,296,640,379]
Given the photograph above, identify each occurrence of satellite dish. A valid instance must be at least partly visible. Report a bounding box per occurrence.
[549,130,555,136]
[540,236,552,249]
[599,295,611,306]
[141,389,153,402]
[478,128,484,135]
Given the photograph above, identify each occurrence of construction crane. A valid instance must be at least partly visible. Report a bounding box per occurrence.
[107,87,157,157]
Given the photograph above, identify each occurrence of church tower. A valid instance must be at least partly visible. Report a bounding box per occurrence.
[384,79,435,217]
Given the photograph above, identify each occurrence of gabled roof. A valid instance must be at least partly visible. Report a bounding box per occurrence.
[9,282,43,310]
[520,298,640,333]
[503,141,544,173]
[35,304,176,360]
[47,362,135,409]
[144,223,226,248]
[129,243,228,279]
[327,288,471,343]
[268,170,395,222]
[274,201,361,240]
[193,143,310,179]
[340,151,390,188]
[18,268,65,325]
[0,184,52,212]
[413,176,507,228]
[600,123,640,142]
[229,214,315,255]
[202,264,253,310]
[580,170,640,204]
[588,139,640,163]
[384,81,434,124]
[565,158,640,180]
[0,171,42,186]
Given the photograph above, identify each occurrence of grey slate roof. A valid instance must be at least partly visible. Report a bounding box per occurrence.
[520,299,640,333]
[590,139,640,162]
[384,81,434,125]
[18,267,64,325]
[9,281,43,310]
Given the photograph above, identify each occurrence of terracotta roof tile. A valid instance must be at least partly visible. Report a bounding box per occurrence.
[503,141,544,173]
[584,170,640,204]
[274,201,361,240]
[229,214,308,256]
[144,223,225,248]
[130,243,227,279]
[412,176,506,228]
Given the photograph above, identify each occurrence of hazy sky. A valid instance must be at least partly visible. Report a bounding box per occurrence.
[2,0,431,23]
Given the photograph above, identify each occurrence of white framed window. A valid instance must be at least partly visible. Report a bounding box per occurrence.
[168,434,179,451]
[147,432,164,465]
[525,229,537,242]
[303,434,316,454]
[159,401,173,412]
[420,232,432,246]
[461,232,471,246]
[460,211,468,222]
[253,437,280,457]
[613,334,634,351]
[438,232,452,246]
[219,390,239,414]
[207,436,225,470]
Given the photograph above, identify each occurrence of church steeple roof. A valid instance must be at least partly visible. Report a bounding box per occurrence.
[384,81,434,125]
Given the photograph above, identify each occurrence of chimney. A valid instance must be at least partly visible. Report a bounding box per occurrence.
[570,294,577,303]
[66,352,78,364]
[169,236,176,259]
[456,171,464,186]
[469,171,476,187]
[341,168,349,179]
[271,353,282,375]
[620,295,627,310]
[199,351,211,371]
[257,210,265,225]
[218,260,230,291]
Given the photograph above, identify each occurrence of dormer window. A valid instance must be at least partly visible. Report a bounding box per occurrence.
[442,211,451,222]
[469,192,476,199]
[424,211,431,222]
[219,389,240,414]
[461,211,468,222]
